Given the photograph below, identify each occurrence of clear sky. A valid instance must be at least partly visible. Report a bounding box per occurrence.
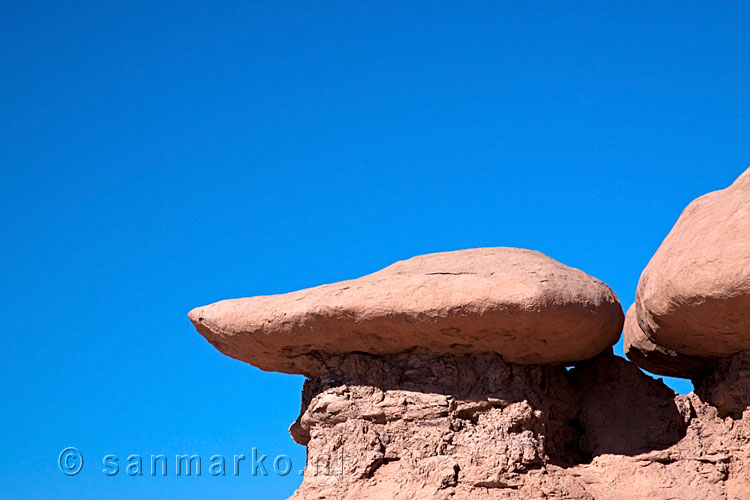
[1,2,748,499]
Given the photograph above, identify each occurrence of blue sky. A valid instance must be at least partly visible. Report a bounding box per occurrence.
[1,2,748,498]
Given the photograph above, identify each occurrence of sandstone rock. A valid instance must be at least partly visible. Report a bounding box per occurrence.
[189,247,624,375]
[289,349,584,500]
[571,352,688,458]
[635,167,750,359]
[695,350,750,418]
[624,304,709,379]
[288,349,750,500]
[190,240,750,499]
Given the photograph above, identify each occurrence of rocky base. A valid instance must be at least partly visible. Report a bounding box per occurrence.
[288,350,750,500]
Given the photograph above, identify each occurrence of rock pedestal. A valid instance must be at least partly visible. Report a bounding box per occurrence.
[289,350,583,499]
[286,349,750,500]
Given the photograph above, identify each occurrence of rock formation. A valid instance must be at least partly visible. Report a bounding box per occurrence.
[284,349,750,500]
[190,178,750,500]
[624,304,709,380]
[626,167,750,379]
[189,247,624,375]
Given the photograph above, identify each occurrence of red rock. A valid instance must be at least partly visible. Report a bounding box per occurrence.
[695,351,750,417]
[188,247,624,375]
[623,305,708,379]
[635,167,750,359]
[287,349,750,500]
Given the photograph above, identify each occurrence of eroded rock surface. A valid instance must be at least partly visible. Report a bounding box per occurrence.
[624,305,709,379]
[696,351,750,418]
[190,248,623,374]
[289,350,750,500]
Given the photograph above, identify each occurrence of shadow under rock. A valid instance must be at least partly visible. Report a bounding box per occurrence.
[693,350,750,419]
[567,351,689,460]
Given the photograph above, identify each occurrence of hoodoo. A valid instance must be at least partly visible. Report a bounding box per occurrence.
[191,216,750,499]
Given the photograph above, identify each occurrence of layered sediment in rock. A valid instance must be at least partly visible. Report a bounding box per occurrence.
[289,349,750,500]
[624,305,709,380]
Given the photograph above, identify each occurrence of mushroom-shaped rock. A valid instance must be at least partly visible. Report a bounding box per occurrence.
[634,167,750,367]
[623,305,708,379]
[189,247,624,375]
